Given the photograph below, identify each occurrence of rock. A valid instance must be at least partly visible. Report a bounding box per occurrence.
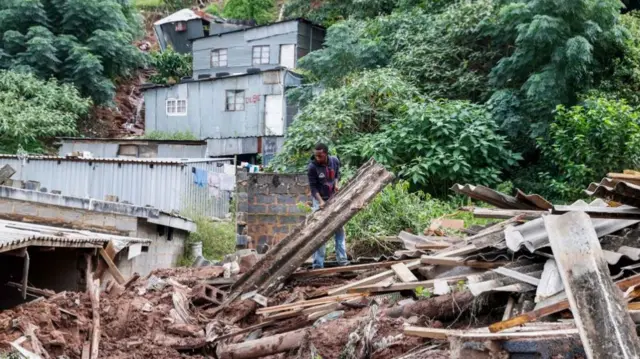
[238,251,259,274]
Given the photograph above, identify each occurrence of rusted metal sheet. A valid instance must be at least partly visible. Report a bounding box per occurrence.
[586,178,640,208]
[451,184,551,210]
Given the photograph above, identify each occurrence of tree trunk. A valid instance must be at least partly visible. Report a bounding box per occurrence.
[218,159,394,319]
[216,329,308,359]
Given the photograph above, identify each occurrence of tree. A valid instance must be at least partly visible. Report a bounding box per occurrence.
[0,70,91,153]
[223,0,276,25]
[149,47,192,84]
[487,0,627,144]
[537,96,640,201]
[0,0,145,105]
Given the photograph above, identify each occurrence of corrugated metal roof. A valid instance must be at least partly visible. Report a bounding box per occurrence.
[466,261,543,296]
[0,154,231,165]
[505,199,639,253]
[0,219,149,253]
[58,137,207,145]
[450,184,549,210]
[155,9,203,25]
[585,178,640,208]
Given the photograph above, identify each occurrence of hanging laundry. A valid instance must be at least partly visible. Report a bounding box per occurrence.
[223,163,236,176]
[193,168,207,188]
[208,171,222,197]
[220,173,235,191]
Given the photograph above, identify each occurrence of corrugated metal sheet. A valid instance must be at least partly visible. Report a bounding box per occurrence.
[58,138,208,158]
[450,184,550,210]
[466,261,543,296]
[1,156,232,219]
[0,219,149,253]
[586,178,640,208]
[0,154,221,165]
[505,199,639,253]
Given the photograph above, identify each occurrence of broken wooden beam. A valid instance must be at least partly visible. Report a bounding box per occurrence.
[348,275,468,294]
[98,248,125,285]
[544,212,640,358]
[216,329,308,359]
[6,282,55,298]
[405,326,579,340]
[327,260,421,295]
[469,208,546,220]
[85,255,101,359]
[290,259,415,278]
[221,159,394,317]
[256,293,365,314]
[391,262,418,282]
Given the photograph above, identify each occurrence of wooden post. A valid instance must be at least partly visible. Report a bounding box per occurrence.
[85,255,101,359]
[216,329,308,359]
[544,212,640,359]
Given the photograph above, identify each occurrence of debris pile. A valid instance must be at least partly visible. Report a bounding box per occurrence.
[4,166,640,358]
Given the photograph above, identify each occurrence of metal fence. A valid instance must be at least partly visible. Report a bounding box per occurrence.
[0,155,233,219]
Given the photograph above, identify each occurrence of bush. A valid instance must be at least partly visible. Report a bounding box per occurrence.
[223,0,276,25]
[149,47,192,84]
[0,70,91,153]
[184,218,235,263]
[538,96,640,201]
[365,100,521,196]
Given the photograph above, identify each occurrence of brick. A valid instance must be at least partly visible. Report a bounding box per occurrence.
[275,195,296,205]
[268,205,288,214]
[287,205,307,215]
[291,185,309,195]
[256,195,275,204]
[279,215,305,225]
[256,174,274,185]
[248,204,266,214]
[296,195,310,203]
[255,214,277,224]
[273,226,292,234]
[272,184,291,195]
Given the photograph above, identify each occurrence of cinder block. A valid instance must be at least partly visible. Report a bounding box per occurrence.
[296,195,309,204]
[268,205,288,214]
[279,215,305,225]
[255,214,277,224]
[256,174,274,185]
[248,204,267,214]
[271,184,291,195]
[295,175,309,185]
[237,201,249,212]
[256,195,275,204]
[276,195,296,205]
[237,172,248,181]
[273,226,291,234]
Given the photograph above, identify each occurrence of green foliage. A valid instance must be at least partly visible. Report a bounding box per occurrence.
[538,96,640,200]
[414,286,433,298]
[0,70,91,153]
[163,0,193,12]
[367,100,520,193]
[134,0,164,9]
[206,3,223,16]
[142,130,198,140]
[149,47,192,84]
[284,0,420,27]
[487,0,627,143]
[270,68,421,171]
[183,218,236,263]
[0,0,146,105]
[223,0,276,24]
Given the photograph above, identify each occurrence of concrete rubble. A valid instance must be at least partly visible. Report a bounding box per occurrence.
[3,169,640,358]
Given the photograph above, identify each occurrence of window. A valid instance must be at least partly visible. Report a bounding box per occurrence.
[226,90,245,111]
[252,45,270,65]
[211,48,228,67]
[175,21,187,32]
[166,98,187,116]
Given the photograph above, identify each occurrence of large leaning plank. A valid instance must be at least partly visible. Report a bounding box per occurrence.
[544,212,640,359]
[218,159,394,315]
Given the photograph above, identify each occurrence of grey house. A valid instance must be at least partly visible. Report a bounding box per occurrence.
[142,68,302,163]
[192,18,325,77]
[154,9,250,54]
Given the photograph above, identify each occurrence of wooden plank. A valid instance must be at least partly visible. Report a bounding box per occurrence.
[403,327,454,340]
[552,205,640,220]
[391,263,418,283]
[492,267,541,286]
[502,296,515,321]
[405,326,580,341]
[629,302,640,311]
[420,255,508,269]
[290,259,415,278]
[544,212,640,358]
[95,241,116,279]
[414,243,451,250]
[472,208,545,220]
[0,164,16,184]
[348,275,468,294]
[98,248,125,285]
[326,260,421,295]
[256,293,364,314]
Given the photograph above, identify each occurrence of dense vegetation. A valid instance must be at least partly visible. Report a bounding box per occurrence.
[0,0,146,105]
[274,0,640,202]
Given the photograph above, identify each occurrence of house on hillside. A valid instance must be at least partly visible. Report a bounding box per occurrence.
[191,18,325,76]
[144,18,325,164]
[154,9,251,54]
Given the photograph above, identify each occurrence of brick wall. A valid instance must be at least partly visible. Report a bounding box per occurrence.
[236,172,310,247]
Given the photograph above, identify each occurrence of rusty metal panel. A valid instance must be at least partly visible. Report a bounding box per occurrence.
[450,184,548,210]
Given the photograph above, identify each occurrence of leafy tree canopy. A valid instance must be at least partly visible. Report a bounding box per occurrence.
[0,0,145,105]
[222,0,276,25]
[0,70,91,153]
[149,47,192,84]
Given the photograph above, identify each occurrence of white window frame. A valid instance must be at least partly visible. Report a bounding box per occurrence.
[252,45,270,65]
[211,48,228,67]
[166,98,187,116]
[226,90,245,111]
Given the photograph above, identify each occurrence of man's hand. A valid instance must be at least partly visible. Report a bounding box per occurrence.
[319,199,326,209]
[334,185,340,193]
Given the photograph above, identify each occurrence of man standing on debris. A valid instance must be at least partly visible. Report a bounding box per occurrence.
[308,143,349,269]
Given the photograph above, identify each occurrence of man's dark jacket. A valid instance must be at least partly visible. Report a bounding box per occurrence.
[307,155,341,201]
